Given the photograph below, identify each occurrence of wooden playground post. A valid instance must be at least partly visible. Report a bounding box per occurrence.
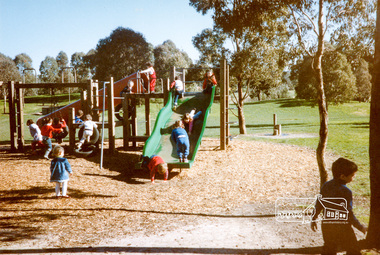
[226,65,230,146]
[123,93,130,149]
[69,107,76,151]
[163,78,170,105]
[92,80,100,121]
[107,78,116,153]
[220,59,227,150]
[16,82,25,150]
[8,81,17,151]
[145,94,151,136]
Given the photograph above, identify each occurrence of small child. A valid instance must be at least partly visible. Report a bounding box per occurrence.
[140,62,157,92]
[142,155,169,184]
[40,117,63,160]
[311,157,367,255]
[203,70,217,94]
[26,119,44,154]
[75,110,84,124]
[170,76,184,111]
[171,120,190,163]
[52,117,68,144]
[182,108,202,135]
[77,114,98,149]
[50,145,73,198]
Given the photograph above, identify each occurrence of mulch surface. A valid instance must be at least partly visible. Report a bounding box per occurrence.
[0,138,340,250]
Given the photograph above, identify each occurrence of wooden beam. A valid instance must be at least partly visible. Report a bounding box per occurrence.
[14,83,87,89]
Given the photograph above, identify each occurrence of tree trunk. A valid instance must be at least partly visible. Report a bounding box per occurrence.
[366,0,380,247]
[315,0,328,187]
[237,78,247,134]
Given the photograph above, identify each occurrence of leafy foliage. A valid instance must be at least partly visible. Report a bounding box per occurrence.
[354,58,372,102]
[0,53,22,85]
[90,27,153,81]
[39,56,59,84]
[293,50,356,104]
[153,40,192,80]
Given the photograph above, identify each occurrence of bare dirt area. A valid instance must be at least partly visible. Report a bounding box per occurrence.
[0,138,369,254]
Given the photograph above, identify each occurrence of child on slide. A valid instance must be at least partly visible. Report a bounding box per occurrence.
[182,108,202,135]
[171,120,190,163]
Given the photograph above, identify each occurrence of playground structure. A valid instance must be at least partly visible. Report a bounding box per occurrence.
[6,59,232,168]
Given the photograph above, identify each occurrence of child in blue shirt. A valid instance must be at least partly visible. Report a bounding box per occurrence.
[50,145,73,198]
[311,157,367,255]
[171,120,190,162]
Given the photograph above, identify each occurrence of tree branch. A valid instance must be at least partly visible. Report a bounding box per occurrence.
[288,5,313,57]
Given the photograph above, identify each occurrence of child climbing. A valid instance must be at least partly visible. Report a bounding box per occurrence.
[26,119,43,154]
[40,117,63,160]
[171,120,190,163]
[77,114,98,150]
[203,70,217,94]
[142,155,169,184]
[140,62,156,93]
[75,110,84,124]
[182,108,203,135]
[50,145,73,198]
[170,76,184,111]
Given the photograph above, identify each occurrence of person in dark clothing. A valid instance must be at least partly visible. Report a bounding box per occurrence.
[311,157,367,255]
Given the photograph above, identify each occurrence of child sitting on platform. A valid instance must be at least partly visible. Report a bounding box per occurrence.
[52,117,68,144]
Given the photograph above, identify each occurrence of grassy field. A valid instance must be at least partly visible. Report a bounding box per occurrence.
[0,95,371,199]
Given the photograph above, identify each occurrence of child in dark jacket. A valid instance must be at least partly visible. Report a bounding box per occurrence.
[311,157,367,255]
[50,145,73,198]
[40,118,62,160]
[142,155,168,184]
[182,108,202,135]
[171,120,190,163]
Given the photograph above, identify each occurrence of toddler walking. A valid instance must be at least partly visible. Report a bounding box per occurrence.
[50,146,73,198]
[171,120,190,162]
[77,114,98,149]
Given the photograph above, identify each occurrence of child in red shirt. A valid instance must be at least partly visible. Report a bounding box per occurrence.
[142,155,168,184]
[41,118,62,160]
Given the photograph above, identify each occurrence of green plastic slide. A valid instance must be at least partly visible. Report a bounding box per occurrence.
[142,87,215,169]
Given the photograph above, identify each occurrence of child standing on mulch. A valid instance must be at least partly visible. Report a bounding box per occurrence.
[40,117,63,160]
[26,119,43,154]
[311,157,367,255]
[50,145,73,198]
[77,114,98,150]
[142,155,169,184]
[171,120,190,163]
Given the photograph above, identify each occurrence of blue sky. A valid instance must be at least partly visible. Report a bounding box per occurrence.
[0,0,214,73]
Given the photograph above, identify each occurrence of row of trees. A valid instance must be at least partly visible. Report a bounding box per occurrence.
[0,27,196,96]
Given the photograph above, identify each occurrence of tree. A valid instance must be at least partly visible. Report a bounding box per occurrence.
[192,28,229,67]
[91,27,153,81]
[14,53,38,95]
[39,56,59,83]
[366,0,380,247]
[190,0,290,134]
[153,40,192,82]
[71,52,91,83]
[287,0,371,186]
[294,50,356,104]
[354,58,372,102]
[0,53,22,83]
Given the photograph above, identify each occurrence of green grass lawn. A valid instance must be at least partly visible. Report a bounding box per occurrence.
[0,96,371,221]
